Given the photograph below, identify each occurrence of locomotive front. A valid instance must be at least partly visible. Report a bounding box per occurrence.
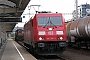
[15,29,24,41]
[34,13,67,55]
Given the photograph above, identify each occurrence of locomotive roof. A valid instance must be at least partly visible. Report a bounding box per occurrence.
[35,13,63,17]
[24,13,63,25]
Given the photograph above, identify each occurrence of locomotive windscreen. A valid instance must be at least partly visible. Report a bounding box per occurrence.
[38,17,62,26]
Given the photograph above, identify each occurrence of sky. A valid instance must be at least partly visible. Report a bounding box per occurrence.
[16,0,90,27]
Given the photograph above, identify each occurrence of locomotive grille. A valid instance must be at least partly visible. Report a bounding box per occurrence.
[45,42,60,50]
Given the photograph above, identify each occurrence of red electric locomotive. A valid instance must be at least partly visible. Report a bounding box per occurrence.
[24,11,67,55]
[15,29,24,41]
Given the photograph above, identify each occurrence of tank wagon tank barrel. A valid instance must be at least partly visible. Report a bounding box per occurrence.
[70,17,90,38]
[67,16,90,49]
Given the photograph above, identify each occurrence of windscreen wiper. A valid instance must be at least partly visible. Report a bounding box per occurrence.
[50,20,57,28]
[43,17,57,28]
[43,20,49,28]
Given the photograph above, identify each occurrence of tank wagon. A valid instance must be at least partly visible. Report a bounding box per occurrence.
[24,11,67,55]
[15,29,24,41]
[67,16,90,49]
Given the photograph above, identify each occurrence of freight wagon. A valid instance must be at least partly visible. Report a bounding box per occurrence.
[67,16,90,49]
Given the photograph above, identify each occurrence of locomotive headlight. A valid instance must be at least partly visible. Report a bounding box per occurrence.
[56,31,63,35]
[58,37,63,40]
[39,37,44,40]
[38,31,45,35]
[60,37,63,40]
[49,28,52,30]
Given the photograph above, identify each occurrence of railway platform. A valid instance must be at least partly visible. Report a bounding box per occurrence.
[1,39,37,60]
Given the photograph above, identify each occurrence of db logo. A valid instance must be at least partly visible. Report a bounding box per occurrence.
[48,31,53,35]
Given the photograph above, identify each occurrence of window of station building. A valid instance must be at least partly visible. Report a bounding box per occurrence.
[82,14,86,17]
[82,8,86,13]
[82,5,86,8]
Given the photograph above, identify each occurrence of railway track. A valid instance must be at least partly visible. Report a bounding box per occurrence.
[16,41,29,49]
[32,54,66,60]
[17,41,90,60]
[67,47,90,56]
[17,41,71,60]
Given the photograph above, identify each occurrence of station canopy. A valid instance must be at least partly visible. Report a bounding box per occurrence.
[0,0,30,32]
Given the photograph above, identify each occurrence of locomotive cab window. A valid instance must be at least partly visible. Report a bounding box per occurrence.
[38,17,62,26]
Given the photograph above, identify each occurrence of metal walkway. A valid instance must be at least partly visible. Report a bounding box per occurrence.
[1,39,37,60]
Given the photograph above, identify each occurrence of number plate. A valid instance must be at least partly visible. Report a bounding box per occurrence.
[48,31,53,35]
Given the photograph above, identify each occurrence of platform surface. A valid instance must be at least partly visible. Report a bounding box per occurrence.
[1,39,37,60]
